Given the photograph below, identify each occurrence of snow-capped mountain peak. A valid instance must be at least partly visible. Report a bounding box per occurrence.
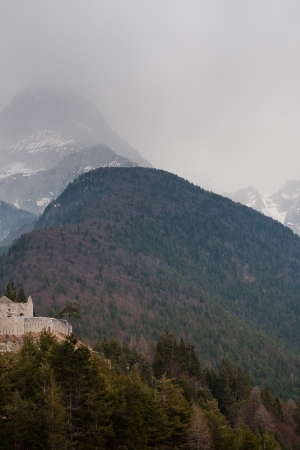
[224,181,300,235]
[7,130,77,154]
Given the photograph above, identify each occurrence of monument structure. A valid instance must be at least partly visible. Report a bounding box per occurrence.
[0,295,71,336]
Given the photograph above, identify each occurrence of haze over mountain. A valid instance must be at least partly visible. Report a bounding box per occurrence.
[0,88,151,177]
[2,2,300,194]
[2,167,300,397]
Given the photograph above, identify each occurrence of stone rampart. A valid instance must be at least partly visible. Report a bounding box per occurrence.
[24,317,71,335]
[0,317,25,335]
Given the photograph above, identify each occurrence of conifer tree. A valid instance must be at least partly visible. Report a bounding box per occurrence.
[4,281,17,301]
[153,331,176,377]
[83,359,115,449]
[186,403,212,450]
[153,374,191,448]
[3,390,37,450]
[123,367,149,449]
[147,393,173,448]
[234,367,252,402]
[259,429,281,450]
[17,287,26,303]
[238,427,260,450]
[203,399,237,450]
[43,376,68,450]
[216,358,236,422]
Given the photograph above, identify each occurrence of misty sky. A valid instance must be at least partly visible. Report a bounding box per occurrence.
[1,0,300,193]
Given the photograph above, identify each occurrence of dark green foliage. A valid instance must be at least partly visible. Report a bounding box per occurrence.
[55,301,81,322]
[239,427,260,450]
[17,287,26,303]
[3,281,27,303]
[261,387,284,421]
[3,167,300,397]
[0,331,299,449]
[153,332,202,381]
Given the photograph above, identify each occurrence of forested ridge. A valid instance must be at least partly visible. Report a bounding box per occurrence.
[1,330,300,450]
[1,168,300,397]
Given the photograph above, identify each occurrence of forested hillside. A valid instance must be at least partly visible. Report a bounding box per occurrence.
[1,167,300,397]
[0,330,299,449]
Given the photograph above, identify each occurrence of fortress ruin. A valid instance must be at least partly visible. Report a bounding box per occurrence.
[0,295,72,336]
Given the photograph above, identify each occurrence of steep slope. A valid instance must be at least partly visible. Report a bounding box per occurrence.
[2,167,300,397]
[0,88,152,178]
[0,144,137,214]
[0,201,37,246]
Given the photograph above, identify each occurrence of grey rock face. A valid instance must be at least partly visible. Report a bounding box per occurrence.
[224,180,300,236]
[0,144,138,215]
[224,186,266,214]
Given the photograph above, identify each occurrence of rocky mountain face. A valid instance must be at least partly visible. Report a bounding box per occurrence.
[0,89,152,214]
[224,180,300,235]
[0,201,37,248]
[0,144,137,214]
[2,167,300,397]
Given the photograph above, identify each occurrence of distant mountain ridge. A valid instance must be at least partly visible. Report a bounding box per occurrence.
[0,201,37,248]
[224,180,300,235]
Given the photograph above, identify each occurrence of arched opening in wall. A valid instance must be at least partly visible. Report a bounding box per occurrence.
[20,314,24,317]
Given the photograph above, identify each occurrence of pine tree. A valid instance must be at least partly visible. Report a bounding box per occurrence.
[3,390,36,450]
[234,367,252,402]
[126,404,147,450]
[238,427,260,450]
[4,281,17,301]
[204,366,218,397]
[186,403,212,450]
[17,287,26,303]
[152,375,191,448]
[153,331,176,377]
[83,359,115,449]
[55,301,81,335]
[147,393,173,448]
[177,337,202,379]
[203,399,237,450]
[259,429,281,450]
[43,376,68,450]
[122,367,149,449]
[216,358,236,423]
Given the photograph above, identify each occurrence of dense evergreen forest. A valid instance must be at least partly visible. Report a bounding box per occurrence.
[1,330,300,450]
[2,168,300,398]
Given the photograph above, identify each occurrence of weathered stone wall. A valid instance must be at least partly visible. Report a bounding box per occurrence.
[24,317,71,335]
[0,317,71,336]
[0,317,25,335]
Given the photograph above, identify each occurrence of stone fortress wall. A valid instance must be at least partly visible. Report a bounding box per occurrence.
[0,295,72,336]
[24,317,70,335]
